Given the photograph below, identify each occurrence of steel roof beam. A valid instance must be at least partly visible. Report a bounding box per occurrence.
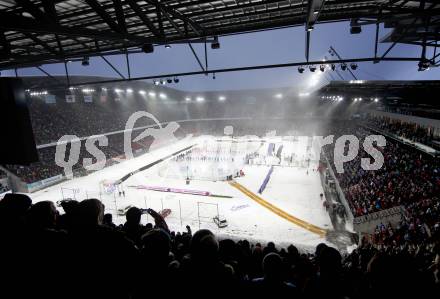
[37,56,421,89]
[113,0,127,33]
[306,0,325,31]
[0,31,10,55]
[0,11,149,43]
[126,0,160,37]
[84,0,124,34]
[145,0,204,36]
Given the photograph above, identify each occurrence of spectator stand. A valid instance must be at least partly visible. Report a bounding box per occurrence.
[364,125,440,158]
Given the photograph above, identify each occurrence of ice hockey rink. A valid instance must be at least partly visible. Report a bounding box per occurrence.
[29,135,334,251]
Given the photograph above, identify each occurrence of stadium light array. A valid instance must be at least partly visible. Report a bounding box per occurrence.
[275,93,283,99]
[82,88,95,93]
[148,91,156,97]
[298,92,310,97]
[126,88,133,93]
[139,90,146,95]
[114,88,123,93]
[219,96,226,101]
[30,91,48,96]
[159,93,167,99]
[196,96,205,102]
[185,97,191,102]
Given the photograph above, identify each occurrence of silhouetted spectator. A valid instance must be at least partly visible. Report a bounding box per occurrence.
[103,213,116,229]
[122,207,146,247]
[68,199,139,299]
[251,252,298,297]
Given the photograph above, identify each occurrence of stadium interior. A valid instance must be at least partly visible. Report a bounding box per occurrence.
[0,1,439,298]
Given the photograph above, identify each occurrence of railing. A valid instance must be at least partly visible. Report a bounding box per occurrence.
[322,153,355,225]
[353,205,405,233]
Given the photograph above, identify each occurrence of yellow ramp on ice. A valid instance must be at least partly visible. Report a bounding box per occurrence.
[229,181,327,237]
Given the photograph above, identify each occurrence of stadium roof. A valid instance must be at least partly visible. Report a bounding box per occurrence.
[0,0,439,71]
[316,80,440,106]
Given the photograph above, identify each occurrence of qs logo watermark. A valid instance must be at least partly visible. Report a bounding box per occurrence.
[54,111,180,178]
[54,111,386,178]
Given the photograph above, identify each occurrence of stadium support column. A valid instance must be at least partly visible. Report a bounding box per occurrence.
[144,196,149,222]
[64,61,70,87]
[374,19,380,63]
[113,192,118,220]
[197,202,201,230]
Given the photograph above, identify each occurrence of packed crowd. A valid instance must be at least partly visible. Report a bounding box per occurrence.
[365,115,437,145]
[5,136,126,183]
[372,196,440,249]
[322,124,440,257]
[9,97,325,184]
[1,193,438,299]
[324,125,440,215]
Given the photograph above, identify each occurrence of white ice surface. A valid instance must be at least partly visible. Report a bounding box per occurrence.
[236,164,332,229]
[28,136,334,252]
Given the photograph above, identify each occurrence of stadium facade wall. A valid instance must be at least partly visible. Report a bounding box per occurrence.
[353,206,405,233]
[368,110,440,132]
[364,125,439,157]
[26,174,65,193]
[0,165,65,193]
